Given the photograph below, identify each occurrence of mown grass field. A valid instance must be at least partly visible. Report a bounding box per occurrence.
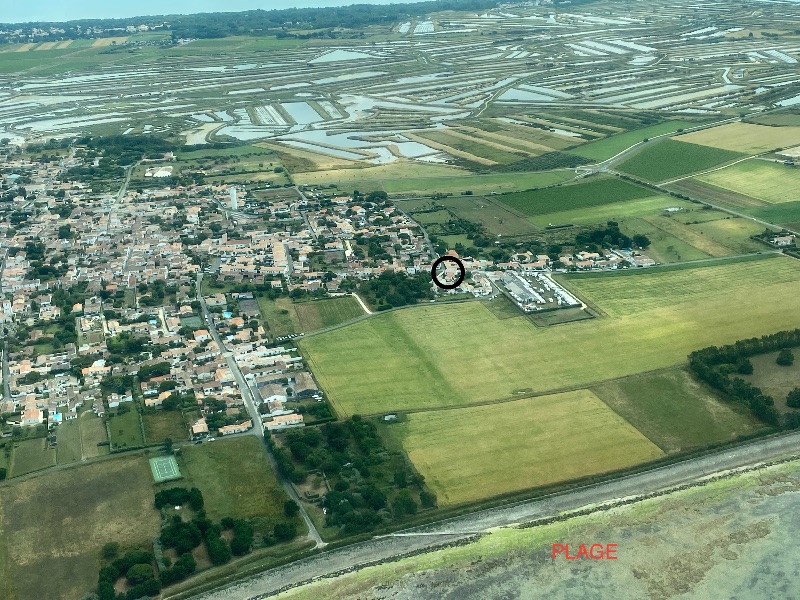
[676,122,800,154]
[591,368,763,454]
[391,390,664,505]
[55,420,83,464]
[10,438,56,477]
[497,177,652,218]
[0,455,161,600]
[617,140,744,182]
[695,160,800,204]
[620,217,710,263]
[570,120,704,161]
[300,255,800,416]
[80,410,110,459]
[178,437,297,534]
[293,296,364,331]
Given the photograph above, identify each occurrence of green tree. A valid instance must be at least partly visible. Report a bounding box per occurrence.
[284,499,300,518]
[101,542,120,560]
[392,489,418,516]
[777,348,794,366]
[125,563,154,585]
[787,388,800,409]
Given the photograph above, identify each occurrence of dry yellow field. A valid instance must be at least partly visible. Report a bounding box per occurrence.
[33,41,58,51]
[676,122,800,154]
[91,36,129,47]
[397,390,664,505]
[293,158,466,185]
[14,43,35,52]
[54,40,73,49]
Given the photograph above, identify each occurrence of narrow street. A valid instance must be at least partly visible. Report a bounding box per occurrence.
[195,273,324,548]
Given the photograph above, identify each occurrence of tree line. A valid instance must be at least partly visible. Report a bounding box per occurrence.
[688,329,800,429]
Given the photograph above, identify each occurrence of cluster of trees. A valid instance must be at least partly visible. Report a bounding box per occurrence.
[688,329,800,429]
[574,222,650,252]
[97,549,160,600]
[268,416,435,537]
[154,487,204,511]
[79,135,177,165]
[357,271,433,311]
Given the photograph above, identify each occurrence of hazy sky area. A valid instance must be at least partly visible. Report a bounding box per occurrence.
[5,0,428,24]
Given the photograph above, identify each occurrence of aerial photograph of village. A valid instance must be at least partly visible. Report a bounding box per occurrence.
[1,0,800,598]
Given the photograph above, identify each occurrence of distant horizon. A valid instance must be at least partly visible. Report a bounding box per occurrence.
[3,0,430,25]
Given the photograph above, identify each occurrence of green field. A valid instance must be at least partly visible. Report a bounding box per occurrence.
[496,177,652,218]
[570,120,705,161]
[0,455,161,600]
[526,194,690,227]
[108,407,144,449]
[55,420,83,464]
[391,390,664,505]
[300,256,800,416]
[177,437,298,534]
[79,410,110,459]
[258,296,299,339]
[293,296,364,331]
[591,368,763,454]
[438,195,538,236]
[695,160,800,204]
[143,411,187,444]
[747,201,800,229]
[617,140,745,183]
[10,438,56,477]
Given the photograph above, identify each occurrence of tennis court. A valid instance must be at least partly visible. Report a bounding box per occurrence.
[149,456,182,483]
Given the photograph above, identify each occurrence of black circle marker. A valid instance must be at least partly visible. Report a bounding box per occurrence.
[431,256,465,290]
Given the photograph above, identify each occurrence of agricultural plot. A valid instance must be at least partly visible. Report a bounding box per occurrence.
[293,296,365,331]
[695,160,800,204]
[683,217,765,255]
[747,201,800,230]
[525,194,690,228]
[300,256,800,416]
[438,196,538,236]
[617,139,744,182]
[177,437,296,533]
[0,455,160,600]
[497,177,652,219]
[676,122,800,154]
[392,390,664,505]
[622,217,711,263]
[665,178,769,211]
[10,438,56,477]
[571,120,704,161]
[591,368,763,454]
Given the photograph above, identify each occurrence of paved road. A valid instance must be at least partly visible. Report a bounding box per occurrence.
[195,273,324,548]
[188,431,800,600]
